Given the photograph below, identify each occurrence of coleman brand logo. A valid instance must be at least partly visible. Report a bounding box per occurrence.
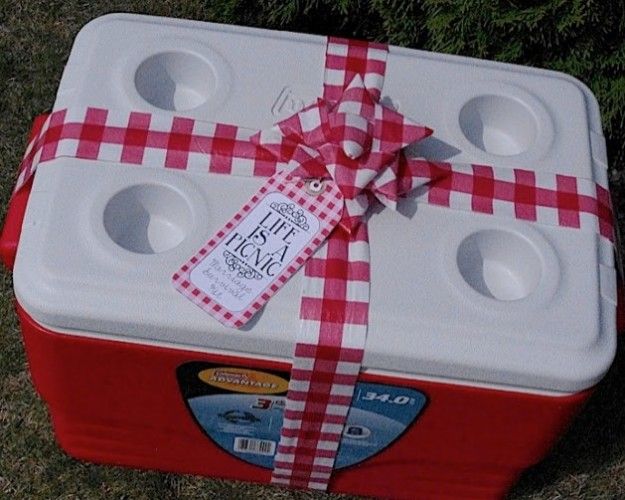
[197,367,289,394]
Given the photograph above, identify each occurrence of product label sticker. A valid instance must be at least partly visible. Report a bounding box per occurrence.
[177,362,428,470]
[173,172,343,328]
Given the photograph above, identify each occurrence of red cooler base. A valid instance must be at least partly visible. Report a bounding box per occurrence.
[17,303,589,500]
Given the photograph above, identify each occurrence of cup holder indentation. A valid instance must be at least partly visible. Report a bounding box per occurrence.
[459,95,538,156]
[103,184,193,254]
[134,52,214,111]
[456,230,541,301]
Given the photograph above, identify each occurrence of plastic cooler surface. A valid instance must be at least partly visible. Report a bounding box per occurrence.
[12,14,617,394]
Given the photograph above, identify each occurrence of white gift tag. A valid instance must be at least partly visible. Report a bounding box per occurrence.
[173,172,343,328]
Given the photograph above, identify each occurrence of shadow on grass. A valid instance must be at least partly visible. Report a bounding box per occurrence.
[510,335,625,498]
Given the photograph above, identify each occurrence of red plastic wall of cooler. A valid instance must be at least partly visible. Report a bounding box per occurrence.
[17,303,589,500]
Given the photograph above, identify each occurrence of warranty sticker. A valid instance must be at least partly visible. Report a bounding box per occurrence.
[173,171,343,328]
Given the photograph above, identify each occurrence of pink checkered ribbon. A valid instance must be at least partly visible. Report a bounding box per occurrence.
[14,107,285,194]
[11,35,614,493]
[253,38,433,489]
[13,108,614,244]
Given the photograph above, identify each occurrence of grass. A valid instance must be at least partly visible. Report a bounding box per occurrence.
[1,2,624,499]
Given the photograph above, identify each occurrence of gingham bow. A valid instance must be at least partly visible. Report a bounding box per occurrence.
[252,75,432,231]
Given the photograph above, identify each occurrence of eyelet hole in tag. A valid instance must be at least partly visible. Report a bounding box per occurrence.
[173,171,343,328]
[305,178,325,195]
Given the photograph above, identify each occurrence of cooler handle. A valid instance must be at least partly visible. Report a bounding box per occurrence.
[0,113,50,270]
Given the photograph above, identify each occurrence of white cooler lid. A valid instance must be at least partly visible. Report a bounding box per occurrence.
[13,14,617,394]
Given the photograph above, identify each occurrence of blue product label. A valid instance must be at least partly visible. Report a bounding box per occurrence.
[177,362,427,469]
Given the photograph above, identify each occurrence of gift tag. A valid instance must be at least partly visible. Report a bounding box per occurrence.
[173,172,343,328]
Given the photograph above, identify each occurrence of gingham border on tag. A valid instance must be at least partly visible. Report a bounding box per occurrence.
[172,172,343,328]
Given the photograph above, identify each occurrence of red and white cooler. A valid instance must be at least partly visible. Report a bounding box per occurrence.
[0,13,618,500]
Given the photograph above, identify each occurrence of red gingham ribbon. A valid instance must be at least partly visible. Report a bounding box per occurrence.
[11,36,614,493]
[257,38,433,489]
[14,108,614,244]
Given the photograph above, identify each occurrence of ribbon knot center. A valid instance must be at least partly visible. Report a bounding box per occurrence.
[251,73,433,231]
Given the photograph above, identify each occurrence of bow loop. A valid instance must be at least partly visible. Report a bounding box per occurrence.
[335,75,377,120]
[373,104,432,154]
[331,111,371,160]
